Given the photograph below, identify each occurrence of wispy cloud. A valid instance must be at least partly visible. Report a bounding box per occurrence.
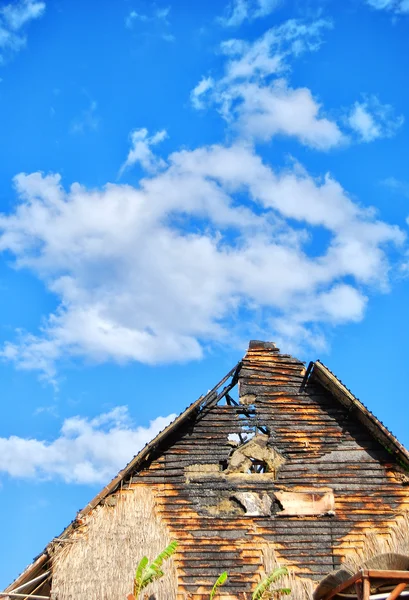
[346,96,404,142]
[220,19,332,80]
[220,0,282,27]
[0,407,176,483]
[125,10,149,28]
[0,0,45,64]
[70,100,99,135]
[125,5,173,40]
[192,20,404,151]
[364,0,409,14]
[119,128,167,176]
[155,7,171,22]
[192,19,346,150]
[190,77,214,110]
[381,177,409,198]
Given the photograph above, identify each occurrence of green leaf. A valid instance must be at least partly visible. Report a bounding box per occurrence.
[133,541,178,598]
[252,567,289,600]
[134,556,149,596]
[210,571,228,599]
[141,566,157,583]
[151,540,178,571]
[135,556,149,582]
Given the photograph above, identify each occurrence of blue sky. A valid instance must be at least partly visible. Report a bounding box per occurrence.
[0,0,408,587]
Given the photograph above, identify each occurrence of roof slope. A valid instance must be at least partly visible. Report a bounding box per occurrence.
[4,361,242,595]
[308,360,409,469]
[4,341,409,595]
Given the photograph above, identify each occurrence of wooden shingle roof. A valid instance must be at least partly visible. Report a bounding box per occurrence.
[4,341,409,596]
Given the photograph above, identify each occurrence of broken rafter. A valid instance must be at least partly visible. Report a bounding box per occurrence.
[76,361,241,518]
[0,594,50,599]
[6,571,50,595]
[3,555,49,600]
[237,406,269,436]
[225,393,238,406]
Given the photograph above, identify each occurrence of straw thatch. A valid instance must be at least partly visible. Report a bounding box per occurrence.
[313,565,355,600]
[342,511,409,573]
[51,486,178,600]
[314,512,409,599]
[249,545,315,600]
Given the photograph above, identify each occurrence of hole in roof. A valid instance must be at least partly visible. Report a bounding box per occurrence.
[247,459,268,474]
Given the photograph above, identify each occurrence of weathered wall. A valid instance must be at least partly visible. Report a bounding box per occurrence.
[119,342,409,599]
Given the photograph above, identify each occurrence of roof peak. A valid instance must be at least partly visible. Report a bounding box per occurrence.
[248,340,279,351]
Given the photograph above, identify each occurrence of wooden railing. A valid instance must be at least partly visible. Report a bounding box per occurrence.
[323,570,409,600]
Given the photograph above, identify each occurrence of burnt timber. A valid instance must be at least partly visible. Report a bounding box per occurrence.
[5,341,409,600]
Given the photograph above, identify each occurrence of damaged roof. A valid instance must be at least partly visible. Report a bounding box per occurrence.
[5,340,409,596]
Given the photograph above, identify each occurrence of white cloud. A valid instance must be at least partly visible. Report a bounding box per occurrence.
[347,96,404,142]
[220,0,281,27]
[0,140,404,378]
[190,77,214,110]
[364,0,409,13]
[192,19,345,149]
[271,284,368,353]
[0,407,176,484]
[221,79,345,148]
[348,104,380,141]
[0,0,45,62]
[119,128,168,175]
